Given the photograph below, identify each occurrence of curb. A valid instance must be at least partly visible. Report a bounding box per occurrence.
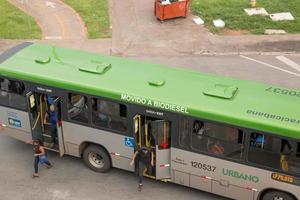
[61,0,88,39]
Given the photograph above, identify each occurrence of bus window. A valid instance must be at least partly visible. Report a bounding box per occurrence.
[68,93,89,123]
[191,121,244,160]
[0,78,26,110]
[179,118,190,148]
[9,80,25,95]
[92,98,127,132]
[248,133,300,176]
[0,78,9,105]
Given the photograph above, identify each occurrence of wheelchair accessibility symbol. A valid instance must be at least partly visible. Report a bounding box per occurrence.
[125,137,135,148]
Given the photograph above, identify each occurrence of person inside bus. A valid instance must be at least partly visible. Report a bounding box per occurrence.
[130,146,154,191]
[92,99,112,128]
[26,139,52,177]
[44,104,58,144]
[250,133,265,149]
[280,139,300,173]
[207,139,225,155]
[0,78,9,96]
[193,120,205,139]
[281,139,293,154]
[9,80,25,95]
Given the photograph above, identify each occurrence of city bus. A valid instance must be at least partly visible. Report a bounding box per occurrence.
[0,43,299,200]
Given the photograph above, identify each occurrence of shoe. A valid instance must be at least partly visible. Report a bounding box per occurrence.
[46,164,53,169]
[33,173,39,178]
[138,184,142,191]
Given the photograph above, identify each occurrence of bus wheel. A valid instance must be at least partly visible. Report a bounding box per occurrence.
[262,190,295,200]
[83,145,111,173]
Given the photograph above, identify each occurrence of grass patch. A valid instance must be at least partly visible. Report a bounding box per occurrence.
[190,0,300,34]
[63,0,111,38]
[0,0,41,39]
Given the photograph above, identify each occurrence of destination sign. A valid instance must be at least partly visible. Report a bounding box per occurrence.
[271,173,300,186]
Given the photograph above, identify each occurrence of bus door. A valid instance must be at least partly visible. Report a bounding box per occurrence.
[52,97,65,157]
[133,114,156,178]
[26,93,65,156]
[133,114,171,180]
[151,120,171,180]
[27,92,43,140]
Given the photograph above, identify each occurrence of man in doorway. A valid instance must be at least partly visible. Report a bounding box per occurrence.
[44,104,58,145]
[130,146,154,191]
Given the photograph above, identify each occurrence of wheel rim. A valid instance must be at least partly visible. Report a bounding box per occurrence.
[88,152,104,168]
[273,196,284,200]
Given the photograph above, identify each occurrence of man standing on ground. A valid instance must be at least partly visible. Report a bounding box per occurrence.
[130,146,154,191]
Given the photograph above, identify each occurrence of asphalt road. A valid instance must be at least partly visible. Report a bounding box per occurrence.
[0,134,227,200]
[130,54,300,89]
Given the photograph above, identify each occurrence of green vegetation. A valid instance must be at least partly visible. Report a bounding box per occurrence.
[63,0,111,38]
[0,0,41,39]
[190,0,300,34]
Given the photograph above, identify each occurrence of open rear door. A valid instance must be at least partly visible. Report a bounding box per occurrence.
[53,97,65,157]
[153,120,171,180]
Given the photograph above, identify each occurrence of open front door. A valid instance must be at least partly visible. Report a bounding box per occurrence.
[53,98,65,157]
[26,92,42,140]
[26,92,65,156]
[133,115,142,148]
[153,120,171,180]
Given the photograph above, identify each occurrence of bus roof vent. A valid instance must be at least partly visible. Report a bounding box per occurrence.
[79,62,111,75]
[148,79,165,87]
[35,56,51,64]
[203,84,238,99]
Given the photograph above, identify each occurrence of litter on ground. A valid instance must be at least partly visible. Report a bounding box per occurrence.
[193,16,204,25]
[270,12,295,21]
[265,29,286,35]
[244,8,269,16]
[213,19,225,28]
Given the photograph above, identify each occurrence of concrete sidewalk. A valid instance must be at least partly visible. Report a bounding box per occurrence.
[1,0,300,56]
[110,0,300,56]
[9,0,86,40]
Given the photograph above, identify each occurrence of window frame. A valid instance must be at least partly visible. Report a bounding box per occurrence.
[90,96,128,134]
[175,115,300,177]
[246,130,300,177]
[190,119,245,161]
[178,117,191,149]
[67,93,90,125]
[0,77,27,111]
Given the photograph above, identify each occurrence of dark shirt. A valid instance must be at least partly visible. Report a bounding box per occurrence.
[137,147,152,163]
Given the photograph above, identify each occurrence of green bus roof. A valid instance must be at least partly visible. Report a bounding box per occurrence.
[0,43,300,139]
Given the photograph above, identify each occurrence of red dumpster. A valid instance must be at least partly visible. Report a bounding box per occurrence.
[154,0,189,21]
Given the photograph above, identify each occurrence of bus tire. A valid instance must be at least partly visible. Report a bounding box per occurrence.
[83,145,111,173]
[261,190,295,200]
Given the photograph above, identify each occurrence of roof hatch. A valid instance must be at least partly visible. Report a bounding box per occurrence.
[148,79,165,87]
[35,56,51,64]
[203,84,238,99]
[79,62,111,74]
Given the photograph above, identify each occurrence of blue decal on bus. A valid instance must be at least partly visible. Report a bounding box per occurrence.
[125,137,135,148]
[8,118,21,128]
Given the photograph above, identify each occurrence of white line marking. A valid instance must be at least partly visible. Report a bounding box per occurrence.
[240,55,300,78]
[19,0,28,4]
[276,56,300,72]
[44,36,62,40]
[46,1,56,8]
